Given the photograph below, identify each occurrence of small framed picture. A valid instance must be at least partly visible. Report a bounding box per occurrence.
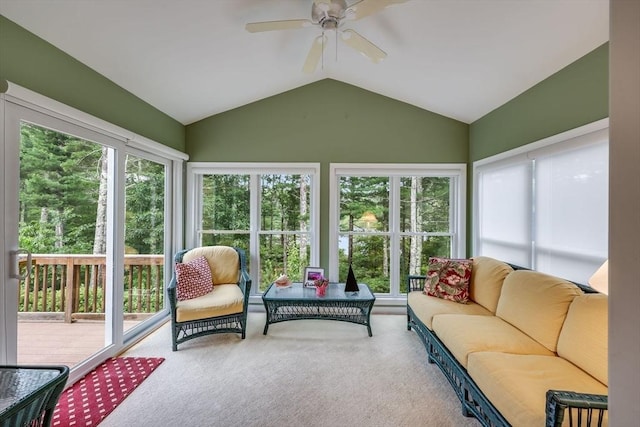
[304,267,325,287]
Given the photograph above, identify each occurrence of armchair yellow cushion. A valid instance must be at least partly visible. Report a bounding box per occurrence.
[182,246,240,285]
[176,284,244,322]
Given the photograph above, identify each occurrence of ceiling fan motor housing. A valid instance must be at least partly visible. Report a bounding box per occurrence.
[312,0,347,30]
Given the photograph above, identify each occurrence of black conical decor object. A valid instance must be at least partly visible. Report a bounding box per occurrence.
[345,264,359,292]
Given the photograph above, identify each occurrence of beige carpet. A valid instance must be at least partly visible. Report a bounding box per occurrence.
[100,313,480,427]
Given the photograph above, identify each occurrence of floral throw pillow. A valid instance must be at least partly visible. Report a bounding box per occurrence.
[423,257,473,304]
[175,256,213,301]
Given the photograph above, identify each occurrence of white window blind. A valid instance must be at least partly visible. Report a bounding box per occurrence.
[534,142,608,282]
[474,121,608,284]
[476,160,532,266]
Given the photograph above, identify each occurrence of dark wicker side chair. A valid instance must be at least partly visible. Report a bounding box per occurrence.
[0,365,69,427]
[168,246,251,351]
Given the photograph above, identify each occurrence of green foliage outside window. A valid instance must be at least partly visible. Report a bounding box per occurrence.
[18,123,167,315]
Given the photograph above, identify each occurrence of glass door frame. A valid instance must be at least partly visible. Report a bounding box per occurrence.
[1,85,185,384]
[121,147,175,341]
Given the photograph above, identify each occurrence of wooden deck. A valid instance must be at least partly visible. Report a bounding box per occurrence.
[17,320,140,368]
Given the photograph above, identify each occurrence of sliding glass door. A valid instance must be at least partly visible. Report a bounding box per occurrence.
[2,105,120,370]
[17,122,114,367]
[1,94,180,382]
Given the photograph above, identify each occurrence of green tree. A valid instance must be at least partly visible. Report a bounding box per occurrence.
[19,123,100,253]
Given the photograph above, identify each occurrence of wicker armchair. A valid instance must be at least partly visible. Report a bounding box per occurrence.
[168,246,251,351]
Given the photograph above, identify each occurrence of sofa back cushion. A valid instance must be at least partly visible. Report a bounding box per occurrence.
[470,256,513,313]
[496,270,582,353]
[182,246,239,285]
[557,294,608,386]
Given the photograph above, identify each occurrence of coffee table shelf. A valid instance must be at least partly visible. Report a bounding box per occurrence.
[262,282,376,336]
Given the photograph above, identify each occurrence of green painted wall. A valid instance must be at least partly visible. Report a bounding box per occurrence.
[186,79,468,163]
[187,79,469,268]
[469,43,609,161]
[0,16,185,150]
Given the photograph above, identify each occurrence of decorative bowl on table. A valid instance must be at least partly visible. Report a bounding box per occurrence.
[274,274,292,288]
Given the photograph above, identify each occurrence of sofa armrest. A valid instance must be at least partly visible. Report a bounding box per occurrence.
[407,275,426,293]
[546,390,608,427]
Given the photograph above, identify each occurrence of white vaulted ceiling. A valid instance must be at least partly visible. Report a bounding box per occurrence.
[0,0,609,125]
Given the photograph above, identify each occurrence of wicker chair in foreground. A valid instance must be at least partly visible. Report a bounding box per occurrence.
[168,246,251,351]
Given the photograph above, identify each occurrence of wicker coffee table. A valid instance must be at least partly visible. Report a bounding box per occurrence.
[262,282,376,336]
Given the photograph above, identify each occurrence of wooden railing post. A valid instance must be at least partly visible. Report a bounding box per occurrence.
[64,257,74,323]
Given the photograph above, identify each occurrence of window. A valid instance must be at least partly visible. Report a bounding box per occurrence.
[473,120,608,284]
[187,163,320,293]
[330,164,466,297]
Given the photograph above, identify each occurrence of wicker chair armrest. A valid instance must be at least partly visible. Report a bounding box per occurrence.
[168,249,188,312]
[546,390,608,427]
[167,275,178,311]
[407,275,426,292]
[238,270,251,295]
[233,247,251,296]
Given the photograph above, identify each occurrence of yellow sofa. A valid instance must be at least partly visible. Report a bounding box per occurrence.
[407,256,608,427]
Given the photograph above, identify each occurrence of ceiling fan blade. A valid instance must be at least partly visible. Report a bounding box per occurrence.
[245,19,312,33]
[302,35,327,74]
[340,29,387,63]
[347,0,407,21]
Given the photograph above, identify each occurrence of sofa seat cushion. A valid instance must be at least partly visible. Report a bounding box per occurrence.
[432,314,554,368]
[176,284,244,322]
[467,352,608,427]
[496,270,583,353]
[408,291,492,330]
[469,256,513,314]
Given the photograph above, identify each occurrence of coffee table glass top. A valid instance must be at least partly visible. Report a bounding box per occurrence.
[263,282,373,301]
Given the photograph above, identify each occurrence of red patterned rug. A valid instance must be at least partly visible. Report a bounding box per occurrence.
[52,357,165,426]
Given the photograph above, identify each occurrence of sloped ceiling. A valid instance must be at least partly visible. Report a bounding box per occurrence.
[0,0,609,125]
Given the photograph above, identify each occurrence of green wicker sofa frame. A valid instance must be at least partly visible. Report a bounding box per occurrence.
[168,246,251,351]
[406,264,608,427]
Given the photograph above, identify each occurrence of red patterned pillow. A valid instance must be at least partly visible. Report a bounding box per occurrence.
[175,256,213,301]
[423,257,472,304]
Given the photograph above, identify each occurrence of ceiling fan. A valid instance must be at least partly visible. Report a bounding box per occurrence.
[245,0,407,74]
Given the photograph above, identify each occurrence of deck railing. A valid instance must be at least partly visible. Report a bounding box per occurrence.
[18,254,165,322]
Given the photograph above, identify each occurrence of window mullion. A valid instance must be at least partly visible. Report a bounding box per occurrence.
[250,174,260,295]
[389,176,401,296]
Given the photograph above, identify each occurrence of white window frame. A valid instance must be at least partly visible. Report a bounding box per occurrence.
[329,163,467,299]
[472,118,609,282]
[186,162,321,297]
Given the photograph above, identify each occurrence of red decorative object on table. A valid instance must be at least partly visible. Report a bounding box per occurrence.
[314,277,329,296]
